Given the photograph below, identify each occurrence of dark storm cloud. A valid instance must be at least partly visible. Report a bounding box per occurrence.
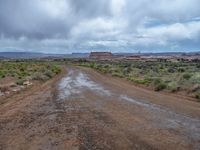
[0,0,110,39]
[68,0,111,18]
[0,0,68,38]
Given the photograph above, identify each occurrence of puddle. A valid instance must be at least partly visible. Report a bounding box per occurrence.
[58,69,111,99]
[120,95,160,110]
[75,72,111,96]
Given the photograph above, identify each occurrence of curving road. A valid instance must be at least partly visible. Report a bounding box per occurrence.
[0,67,200,150]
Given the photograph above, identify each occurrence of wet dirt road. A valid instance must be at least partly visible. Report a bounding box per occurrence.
[0,67,200,150]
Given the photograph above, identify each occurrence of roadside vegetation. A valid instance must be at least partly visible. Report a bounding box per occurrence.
[77,59,200,102]
[0,60,62,97]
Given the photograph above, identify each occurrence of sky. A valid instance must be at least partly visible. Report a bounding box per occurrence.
[0,0,200,54]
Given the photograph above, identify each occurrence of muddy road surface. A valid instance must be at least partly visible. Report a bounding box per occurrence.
[1,67,200,150]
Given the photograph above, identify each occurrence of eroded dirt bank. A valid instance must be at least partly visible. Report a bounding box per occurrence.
[0,67,200,150]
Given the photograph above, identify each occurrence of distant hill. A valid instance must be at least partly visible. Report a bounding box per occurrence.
[0,52,90,59]
[0,56,6,59]
[114,52,200,56]
[0,51,199,59]
[0,52,48,59]
[71,53,89,58]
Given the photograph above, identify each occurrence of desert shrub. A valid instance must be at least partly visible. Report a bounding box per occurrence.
[135,79,150,85]
[16,79,25,85]
[18,71,30,77]
[155,83,167,91]
[183,73,192,80]
[103,64,110,68]
[152,67,159,73]
[44,70,54,78]
[144,77,154,83]
[168,67,176,73]
[190,73,200,84]
[111,72,124,78]
[195,93,200,102]
[178,68,185,72]
[196,64,200,68]
[167,82,179,92]
[189,84,200,92]
[95,66,110,74]
[153,78,162,86]
[128,77,150,85]
[122,67,132,75]
[0,71,6,78]
[89,63,96,68]
[32,72,49,81]
[8,70,17,77]
[51,66,61,74]
[159,65,164,69]
[1,74,6,78]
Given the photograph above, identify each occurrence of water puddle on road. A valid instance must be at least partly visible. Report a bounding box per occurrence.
[58,69,111,100]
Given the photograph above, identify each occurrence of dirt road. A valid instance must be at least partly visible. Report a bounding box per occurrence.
[1,67,200,150]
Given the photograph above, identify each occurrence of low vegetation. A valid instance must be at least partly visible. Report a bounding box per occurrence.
[0,60,61,82]
[0,60,62,97]
[78,59,200,102]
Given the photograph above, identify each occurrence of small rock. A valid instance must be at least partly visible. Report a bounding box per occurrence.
[10,83,17,87]
[20,86,25,89]
[11,88,20,92]
[23,81,33,86]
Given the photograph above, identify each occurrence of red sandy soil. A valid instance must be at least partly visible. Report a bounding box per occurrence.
[0,66,200,150]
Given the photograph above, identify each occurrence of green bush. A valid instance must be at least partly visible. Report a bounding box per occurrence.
[155,83,167,91]
[32,72,49,81]
[178,68,185,72]
[168,67,176,73]
[51,66,61,74]
[167,82,179,92]
[97,67,109,74]
[0,71,6,78]
[44,70,54,78]
[16,79,25,85]
[128,77,150,85]
[153,78,162,86]
[183,73,192,80]
[190,73,200,84]
[195,93,200,102]
[111,72,124,78]
[122,67,132,75]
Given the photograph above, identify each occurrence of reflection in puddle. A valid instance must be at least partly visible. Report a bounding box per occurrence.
[58,69,111,99]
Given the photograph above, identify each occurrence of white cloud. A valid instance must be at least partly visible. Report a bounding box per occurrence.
[111,0,126,16]
[70,17,127,40]
[138,21,200,45]
[38,0,71,19]
[0,0,200,53]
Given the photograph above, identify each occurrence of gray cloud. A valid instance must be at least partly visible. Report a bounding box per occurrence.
[0,0,200,53]
[0,0,111,39]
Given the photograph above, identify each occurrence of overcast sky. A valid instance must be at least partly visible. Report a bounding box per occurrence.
[0,0,200,53]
